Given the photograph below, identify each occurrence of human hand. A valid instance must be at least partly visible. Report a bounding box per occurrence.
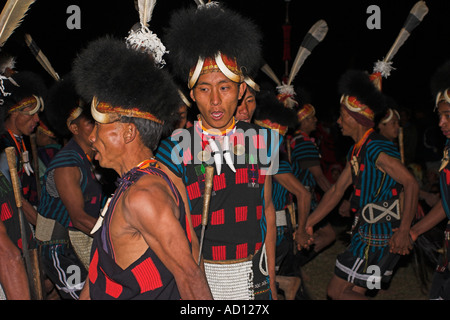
[294,227,314,251]
[389,228,414,255]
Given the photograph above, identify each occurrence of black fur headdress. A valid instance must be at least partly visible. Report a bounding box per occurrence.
[0,71,46,133]
[253,90,297,135]
[72,36,181,125]
[338,69,386,117]
[430,60,450,107]
[45,74,86,139]
[164,3,262,85]
[2,70,46,111]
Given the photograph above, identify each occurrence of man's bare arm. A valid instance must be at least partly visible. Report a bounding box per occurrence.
[157,162,201,265]
[54,167,97,235]
[273,172,312,249]
[377,153,419,254]
[307,162,353,231]
[0,219,30,299]
[125,176,212,299]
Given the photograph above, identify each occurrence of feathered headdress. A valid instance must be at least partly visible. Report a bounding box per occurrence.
[125,0,167,68]
[430,60,450,109]
[0,0,36,47]
[72,36,181,127]
[164,3,262,89]
[261,19,328,109]
[253,90,297,136]
[371,1,428,88]
[338,70,386,128]
[24,33,60,81]
[0,51,15,76]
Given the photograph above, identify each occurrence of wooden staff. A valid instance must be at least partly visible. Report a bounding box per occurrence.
[198,165,214,265]
[399,127,405,165]
[5,147,44,300]
[29,133,41,199]
[398,127,405,222]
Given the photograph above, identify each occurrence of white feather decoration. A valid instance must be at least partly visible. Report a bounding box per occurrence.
[374,1,428,78]
[138,0,156,28]
[287,19,328,86]
[373,60,395,78]
[194,0,205,6]
[0,0,36,47]
[24,33,60,81]
[260,63,281,86]
[126,0,167,67]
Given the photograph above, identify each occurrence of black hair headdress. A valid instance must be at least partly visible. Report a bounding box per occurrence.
[72,36,181,125]
[338,70,386,118]
[164,3,262,88]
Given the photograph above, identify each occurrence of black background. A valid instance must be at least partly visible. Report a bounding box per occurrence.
[2,0,450,121]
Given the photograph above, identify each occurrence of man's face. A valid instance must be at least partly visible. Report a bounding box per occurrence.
[175,105,188,129]
[378,114,400,141]
[438,101,450,139]
[300,114,317,134]
[235,88,256,123]
[190,71,245,132]
[9,106,40,136]
[75,116,95,145]
[89,121,126,171]
[337,105,356,137]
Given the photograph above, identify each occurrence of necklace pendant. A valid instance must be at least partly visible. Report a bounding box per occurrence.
[351,155,359,176]
[440,149,449,172]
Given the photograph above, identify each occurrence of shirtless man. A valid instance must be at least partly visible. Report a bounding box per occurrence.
[74,37,212,300]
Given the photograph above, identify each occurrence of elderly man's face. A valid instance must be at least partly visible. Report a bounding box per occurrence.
[9,105,40,136]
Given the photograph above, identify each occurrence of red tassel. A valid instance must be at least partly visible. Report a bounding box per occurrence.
[282,24,291,61]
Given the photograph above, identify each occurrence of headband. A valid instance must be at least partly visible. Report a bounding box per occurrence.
[297,104,316,122]
[436,88,450,108]
[380,108,400,124]
[188,52,243,89]
[8,95,44,115]
[340,95,375,127]
[254,119,288,136]
[91,96,163,125]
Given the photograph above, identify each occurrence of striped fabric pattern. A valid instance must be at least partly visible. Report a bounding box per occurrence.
[347,132,401,208]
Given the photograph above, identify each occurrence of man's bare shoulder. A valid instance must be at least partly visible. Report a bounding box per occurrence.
[122,174,178,222]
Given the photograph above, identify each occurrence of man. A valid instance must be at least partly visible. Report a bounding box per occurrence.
[291,103,335,264]
[235,85,257,123]
[0,103,32,299]
[0,169,32,300]
[410,60,450,299]
[377,99,401,143]
[253,90,312,300]
[156,4,280,299]
[0,71,46,224]
[36,76,103,300]
[73,36,211,300]
[305,70,418,299]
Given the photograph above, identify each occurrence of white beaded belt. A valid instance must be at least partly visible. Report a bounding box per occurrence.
[276,209,288,227]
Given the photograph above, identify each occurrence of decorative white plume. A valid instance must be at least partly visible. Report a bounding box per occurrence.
[24,33,60,81]
[374,1,428,78]
[0,0,36,47]
[138,0,156,28]
[261,20,328,109]
[126,0,167,68]
[287,19,328,86]
[260,63,281,86]
[373,60,395,78]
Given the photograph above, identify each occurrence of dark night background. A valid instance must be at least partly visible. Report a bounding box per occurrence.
[2,0,450,162]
